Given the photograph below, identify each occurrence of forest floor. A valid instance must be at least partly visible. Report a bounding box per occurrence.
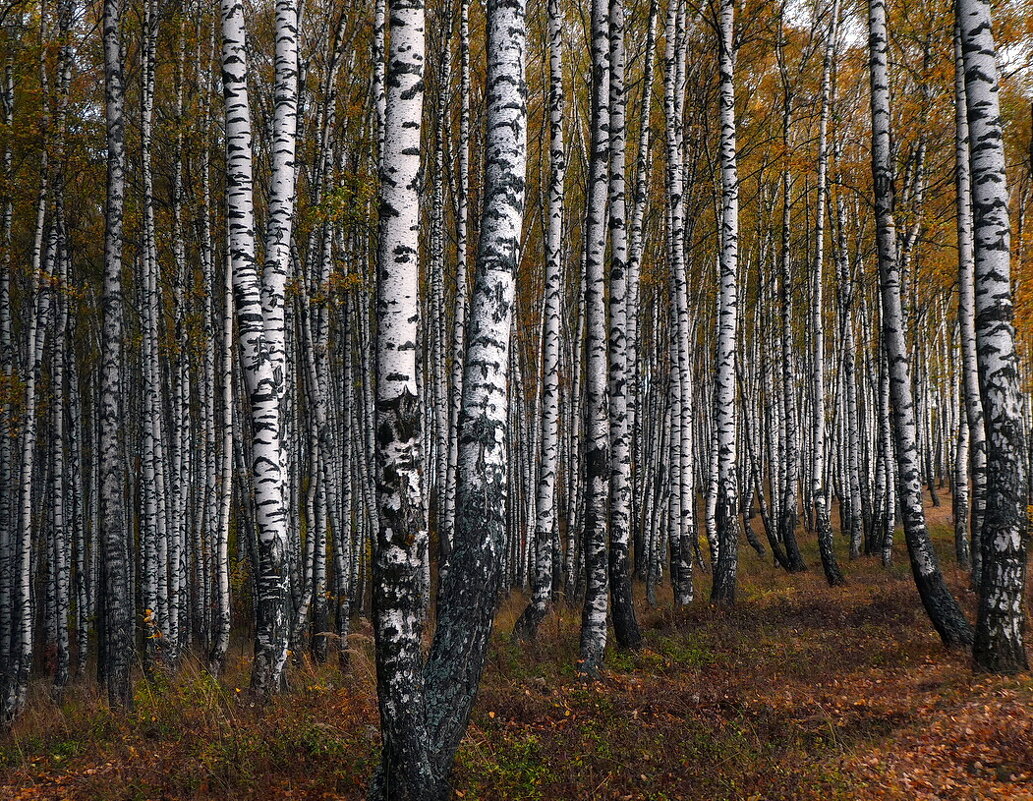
[2,499,1033,801]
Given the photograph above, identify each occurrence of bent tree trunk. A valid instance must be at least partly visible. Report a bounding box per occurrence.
[867,0,972,649]
[423,0,528,780]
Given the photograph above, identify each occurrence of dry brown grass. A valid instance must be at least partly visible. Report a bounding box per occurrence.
[2,495,1031,800]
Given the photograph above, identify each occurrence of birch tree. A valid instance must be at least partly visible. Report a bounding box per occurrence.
[811,0,845,586]
[220,0,294,695]
[606,0,641,650]
[580,0,612,672]
[369,0,527,793]
[710,0,741,605]
[369,0,432,792]
[514,0,564,642]
[99,0,133,708]
[663,0,694,607]
[957,0,1029,673]
[953,19,982,575]
[867,0,972,649]
[422,0,527,778]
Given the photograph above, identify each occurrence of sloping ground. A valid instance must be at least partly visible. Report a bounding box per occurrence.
[2,504,1031,800]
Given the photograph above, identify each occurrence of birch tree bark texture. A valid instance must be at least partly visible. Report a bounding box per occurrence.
[811,0,845,587]
[369,0,432,792]
[606,0,642,651]
[957,0,1029,674]
[579,0,612,675]
[99,0,133,709]
[369,0,527,795]
[710,0,741,606]
[514,0,563,643]
[423,0,527,783]
[221,0,293,696]
[867,0,972,649]
[953,18,983,577]
[663,0,694,608]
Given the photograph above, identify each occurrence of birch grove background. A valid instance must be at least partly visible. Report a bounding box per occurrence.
[1,0,1033,797]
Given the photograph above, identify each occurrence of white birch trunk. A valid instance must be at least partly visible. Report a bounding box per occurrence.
[220,0,292,695]
[606,0,640,650]
[868,0,972,648]
[515,0,563,641]
[580,0,611,675]
[99,0,133,707]
[710,0,740,604]
[958,0,1029,673]
[811,0,845,586]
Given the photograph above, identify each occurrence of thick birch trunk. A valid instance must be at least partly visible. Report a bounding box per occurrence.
[958,0,1029,673]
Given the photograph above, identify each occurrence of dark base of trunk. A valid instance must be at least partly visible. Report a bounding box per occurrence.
[611,583,642,650]
[311,605,330,663]
[512,601,547,642]
[711,499,738,605]
[671,532,694,607]
[208,652,227,677]
[781,511,807,573]
[575,652,604,681]
[610,531,642,649]
[760,513,790,571]
[743,516,766,557]
[710,571,736,605]
[973,637,1029,674]
[368,761,450,801]
[816,513,846,586]
[250,650,286,697]
[909,557,973,649]
[105,670,134,710]
[864,513,883,556]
